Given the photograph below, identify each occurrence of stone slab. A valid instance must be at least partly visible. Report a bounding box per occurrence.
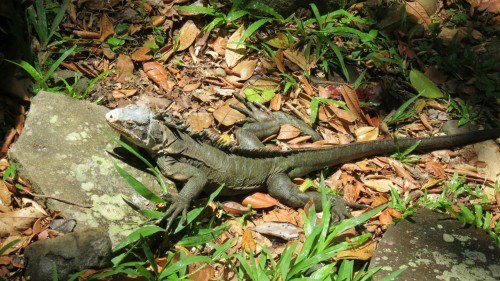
[370,208,500,281]
[10,91,170,245]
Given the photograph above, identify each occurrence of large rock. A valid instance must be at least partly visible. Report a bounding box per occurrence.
[24,228,112,281]
[370,208,500,280]
[10,91,170,245]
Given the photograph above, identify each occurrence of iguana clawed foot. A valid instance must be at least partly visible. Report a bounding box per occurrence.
[158,193,190,230]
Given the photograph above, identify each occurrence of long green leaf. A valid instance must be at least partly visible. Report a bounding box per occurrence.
[113,163,164,203]
[112,225,164,251]
[409,69,446,98]
[43,45,77,84]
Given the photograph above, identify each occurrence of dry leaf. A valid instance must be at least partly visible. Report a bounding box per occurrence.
[232,59,257,80]
[177,20,200,51]
[186,112,213,132]
[406,1,432,26]
[339,84,362,120]
[354,126,379,142]
[115,54,134,82]
[226,25,246,68]
[477,0,500,13]
[131,46,153,61]
[253,222,302,240]
[143,61,170,92]
[276,49,285,72]
[212,98,246,126]
[99,14,114,41]
[151,15,166,27]
[363,179,394,192]
[112,89,137,99]
[242,192,279,209]
[183,82,202,92]
[242,228,256,253]
[277,124,301,140]
[221,201,252,215]
[283,49,307,70]
[336,240,377,260]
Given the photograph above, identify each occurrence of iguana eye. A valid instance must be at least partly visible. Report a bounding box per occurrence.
[125,120,136,128]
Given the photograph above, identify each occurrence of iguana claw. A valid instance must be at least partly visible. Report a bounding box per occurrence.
[158,193,189,230]
[329,196,352,223]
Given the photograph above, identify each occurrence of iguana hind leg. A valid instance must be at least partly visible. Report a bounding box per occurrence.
[230,93,321,148]
[156,155,208,230]
[267,173,351,221]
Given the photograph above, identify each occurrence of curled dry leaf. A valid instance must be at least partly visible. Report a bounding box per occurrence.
[226,25,246,68]
[221,201,252,216]
[253,222,302,240]
[355,126,379,142]
[0,206,47,236]
[242,192,279,209]
[183,82,202,92]
[99,14,115,41]
[177,20,200,51]
[143,61,170,92]
[115,54,134,82]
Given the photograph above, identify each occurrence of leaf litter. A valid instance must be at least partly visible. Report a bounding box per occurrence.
[1,0,499,279]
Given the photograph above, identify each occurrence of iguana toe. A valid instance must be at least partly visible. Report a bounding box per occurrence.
[159,193,189,230]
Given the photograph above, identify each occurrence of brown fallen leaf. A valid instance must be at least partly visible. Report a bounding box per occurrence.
[183,82,202,92]
[283,49,307,70]
[99,14,114,41]
[242,192,280,209]
[362,179,394,193]
[253,222,302,240]
[221,201,252,216]
[339,84,362,120]
[406,1,431,26]
[354,126,379,142]
[112,89,137,99]
[242,228,256,253]
[212,98,246,126]
[232,59,257,81]
[131,46,153,61]
[143,61,170,92]
[186,112,213,132]
[115,54,134,82]
[226,25,246,68]
[277,124,301,140]
[336,240,377,260]
[177,20,200,51]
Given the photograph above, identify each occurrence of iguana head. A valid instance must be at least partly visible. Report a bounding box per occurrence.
[106,105,164,150]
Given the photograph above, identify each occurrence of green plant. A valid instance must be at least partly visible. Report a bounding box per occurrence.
[446,98,471,126]
[390,136,421,163]
[385,94,420,126]
[26,0,69,50]
[310,97,353,123]
[7,45,77,94]
[2,161,23,190]
[231,179,399,280]
[421,174,499,244]
[107,37,127,52]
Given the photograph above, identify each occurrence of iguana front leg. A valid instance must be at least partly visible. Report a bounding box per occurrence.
[155,155,207,230]
[267,173,351,221]
[230,94,322,149]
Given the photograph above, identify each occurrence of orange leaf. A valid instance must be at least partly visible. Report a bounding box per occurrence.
[177,20,200,51]
[277,124,301,140]
[241,228,256,253]
[242,192,279,209]
[276,49,285,72]
[143,62,170,92]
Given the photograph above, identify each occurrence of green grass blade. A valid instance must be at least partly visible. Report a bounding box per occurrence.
[113,163,165,203]
[113,225,164,251]
[43,45,77,84]
[6,59,43,82]
[48,0,70,43]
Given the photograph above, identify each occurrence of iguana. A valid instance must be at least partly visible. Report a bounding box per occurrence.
[106,95,500,229]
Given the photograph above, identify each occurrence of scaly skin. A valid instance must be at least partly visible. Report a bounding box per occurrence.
[106,98,500,230]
